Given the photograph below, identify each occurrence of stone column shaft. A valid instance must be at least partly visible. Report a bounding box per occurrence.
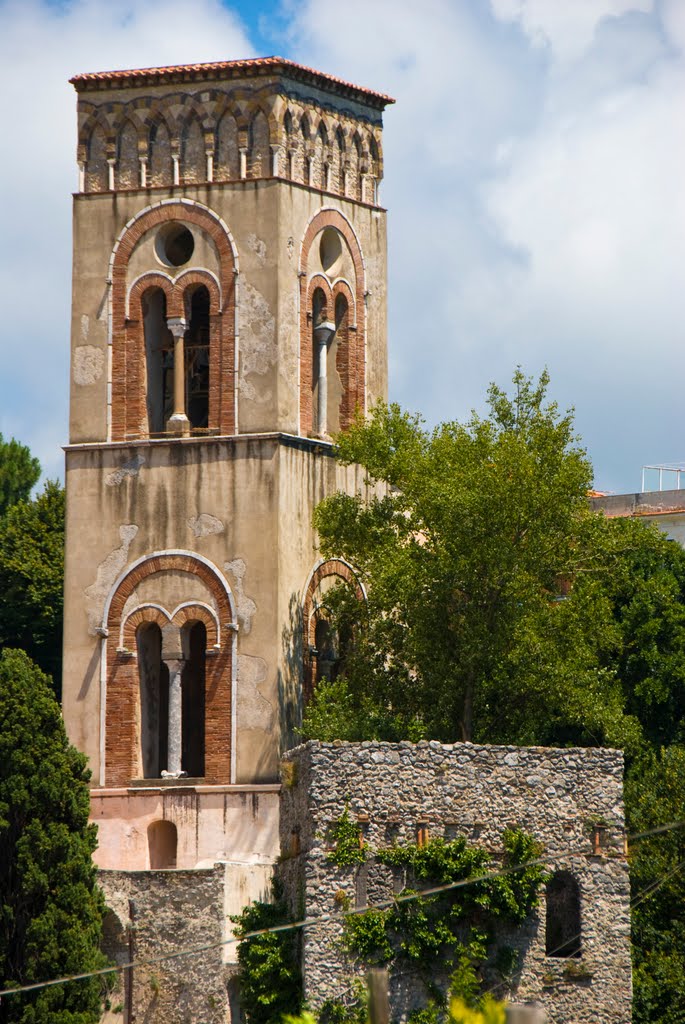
[166,659,184,775]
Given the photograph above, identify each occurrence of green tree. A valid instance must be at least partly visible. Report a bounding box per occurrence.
[0,436,40,519]
[0,482,64,697]
[599,518,685,749]
[0,648,106,1024]
[625,746,685,1024]
[307,370,638,750]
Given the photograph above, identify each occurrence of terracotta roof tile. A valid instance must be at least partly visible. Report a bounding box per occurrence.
[70,55,395,107]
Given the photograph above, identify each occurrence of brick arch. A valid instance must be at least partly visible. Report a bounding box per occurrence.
[302,558,364,703]
[110,201,237,439]
[127,272,177,318]
[299,209,366,435]
[177,270,221,320]
[104,552,235,786]
[331,280,357,430]
[171,603,219,648]
[121,604,171,651]
[307,274,334,311]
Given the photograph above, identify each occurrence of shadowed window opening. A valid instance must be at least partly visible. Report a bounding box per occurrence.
[311,288,327,434]
[143,288,174,434]
[156,222,195,267]
[314,618,339,685]
[185,286,210,429]
[148,819,177,869]
[546,871,582,957]
[181,621,206,777]
[137,623,169,778]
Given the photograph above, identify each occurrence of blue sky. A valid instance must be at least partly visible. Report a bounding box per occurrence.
[0,0,683,493]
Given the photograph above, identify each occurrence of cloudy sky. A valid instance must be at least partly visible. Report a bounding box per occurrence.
[0,0,682,492]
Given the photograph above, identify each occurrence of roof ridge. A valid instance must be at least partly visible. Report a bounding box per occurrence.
[69,55,395,107]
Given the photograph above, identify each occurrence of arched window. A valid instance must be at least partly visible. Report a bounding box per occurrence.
[137,622,169,778]
[311,287,329,436]
[148,820,177,869]
[181,621,206,778]
[332,292,350,433]
[184,286,210,429]
[546,871,582,957]
[143,288,174,434]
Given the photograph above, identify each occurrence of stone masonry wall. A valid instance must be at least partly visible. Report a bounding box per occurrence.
[99,866,230,1024]
[277,740,632,1024]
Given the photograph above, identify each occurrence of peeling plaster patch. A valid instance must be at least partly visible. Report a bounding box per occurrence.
[73,345,104,385]
[106,453,146,486]
[85,525,138,634]
[246,233,267,265]
[224,558,257,635]
[238,281,276,404]
[237,654,273,730]
[80,314,89,341]
[187,513,225,538]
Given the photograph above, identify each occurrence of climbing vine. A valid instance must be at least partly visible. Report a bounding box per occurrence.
[344,829,548,1011]
[234,829,547,1024]
[325,805,366,867]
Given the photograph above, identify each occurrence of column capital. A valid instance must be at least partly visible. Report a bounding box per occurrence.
[166,317,187,339]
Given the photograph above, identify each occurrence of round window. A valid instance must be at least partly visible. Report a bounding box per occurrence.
[319,227,343,277]
[155,222,195,267]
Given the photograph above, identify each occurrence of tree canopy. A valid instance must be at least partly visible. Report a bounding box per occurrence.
[0,648,106,1024]
[305,369,685,1022]
[0,436,40,520]
[0,481,65,697]
[307,370,641,750]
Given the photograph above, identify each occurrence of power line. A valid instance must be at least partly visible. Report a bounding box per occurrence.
[1,817,684,1002]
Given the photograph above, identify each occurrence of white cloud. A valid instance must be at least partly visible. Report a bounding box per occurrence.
[277,0,685,491]
[489,0,652,61]
[0,0,682,493]
[0,0,253,479]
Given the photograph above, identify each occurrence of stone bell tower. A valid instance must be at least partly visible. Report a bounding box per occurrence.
[62,56,393,873]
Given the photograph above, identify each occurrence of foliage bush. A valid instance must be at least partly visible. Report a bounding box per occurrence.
[0,648,107,1023]
[231,883,302,1024]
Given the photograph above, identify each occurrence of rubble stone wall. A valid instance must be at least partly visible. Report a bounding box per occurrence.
[277,740,632,1024]
[99,866,230,1024]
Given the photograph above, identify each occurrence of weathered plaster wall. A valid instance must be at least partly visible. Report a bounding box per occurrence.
[92,784,279,871]
[277,741,632,1024]
[69,179,387,444]
[63,437,372,789]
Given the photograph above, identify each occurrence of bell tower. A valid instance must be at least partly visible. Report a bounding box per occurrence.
[62,56,393,872]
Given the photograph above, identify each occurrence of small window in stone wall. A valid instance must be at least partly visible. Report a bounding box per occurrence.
[545,871,581,957]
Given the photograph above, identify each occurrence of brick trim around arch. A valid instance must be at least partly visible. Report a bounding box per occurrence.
[110,202,236,440]
[104,553,234,786]
[299,210,365,435]
[302,558,364,704]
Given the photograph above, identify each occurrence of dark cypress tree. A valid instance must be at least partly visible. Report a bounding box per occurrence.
[0,649,107,1023]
